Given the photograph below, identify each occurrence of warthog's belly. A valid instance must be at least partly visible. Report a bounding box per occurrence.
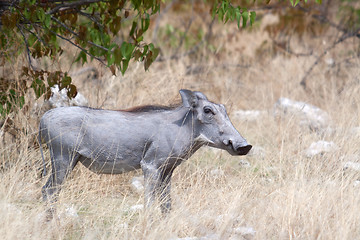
[79,157,141,174]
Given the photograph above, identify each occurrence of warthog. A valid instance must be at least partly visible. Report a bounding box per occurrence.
[39,89,252,213]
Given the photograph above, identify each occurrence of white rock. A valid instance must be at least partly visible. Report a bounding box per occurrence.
[200,234,220,240]
[170,237,198,240]
[118,223,129,229]
[3,203,22,215]
[325,58,335,67]
[70,92,88,106]
[233,110,267,122]
[274,98,331,130]
[129,204,144,212]
[210,168,225,177]
[305,141,337,157]
[343,161,360,171]
[239,159,251,168]
[131,176,144,192]
[353,180,360,187]
[48,84,88,108]
[64,204,79,218]
[233,226,256,236]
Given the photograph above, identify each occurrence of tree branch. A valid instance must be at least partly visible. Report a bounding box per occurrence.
[50,16,109,52]
[300,29,360,88]
[45,26,108,68]
[17,24,36,71]
[47,0,105,15]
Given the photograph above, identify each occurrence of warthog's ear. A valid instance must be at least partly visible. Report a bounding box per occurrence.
[180,89,197,108]
[194,91,208,101]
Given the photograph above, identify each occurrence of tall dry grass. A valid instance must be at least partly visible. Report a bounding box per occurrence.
[1,9,360,240]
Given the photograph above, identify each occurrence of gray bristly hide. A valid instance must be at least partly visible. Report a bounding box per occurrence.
[39,89,252,214]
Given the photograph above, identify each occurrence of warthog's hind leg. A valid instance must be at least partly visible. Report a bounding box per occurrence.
[42,148,80,204]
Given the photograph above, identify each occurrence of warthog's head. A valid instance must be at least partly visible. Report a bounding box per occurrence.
[180,89,252,156]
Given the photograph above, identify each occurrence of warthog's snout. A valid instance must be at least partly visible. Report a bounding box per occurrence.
[224,140,252,156]
[236,144,252,155]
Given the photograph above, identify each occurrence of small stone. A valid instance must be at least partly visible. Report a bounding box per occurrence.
[233,226,256,236]
[129,204,144,212]
[48,84,88,108]
[353,180,360,187]
[343,161,360,171]
[131,176,144,192]
[274,98,331,130]
[305,141,337,158]
[64,204,79,218]
[170,237,198,240]
[239,159,251,168]
[210,168,225,177]
[325,58,335,66]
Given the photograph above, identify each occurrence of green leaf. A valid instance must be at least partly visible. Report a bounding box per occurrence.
[218,8,224,22]
[18,96,25,109]
[60,74,72,90]
[114,46,122,65]
[44,14,51,28]
[250,11,256,26]
[133,49,142,61]
[75,51,87,64]
[152,47,160,61]
[38,8,45,22]
[120,59,130,75]
[31,78,46,99]
[141,13,150,32]
[120,42,135,60]
[107,51,115,66]
[242,10,249,28]
[0,104,4,117]
[129,21,137,37]
[235,8,241,28]
[148,43,155,52]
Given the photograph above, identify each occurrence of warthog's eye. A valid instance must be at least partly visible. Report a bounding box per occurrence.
[203,106,214,115]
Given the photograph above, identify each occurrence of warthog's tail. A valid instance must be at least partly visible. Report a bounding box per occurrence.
[38,129,47,177]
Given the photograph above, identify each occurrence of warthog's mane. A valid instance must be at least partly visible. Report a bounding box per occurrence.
[120,103,182,113]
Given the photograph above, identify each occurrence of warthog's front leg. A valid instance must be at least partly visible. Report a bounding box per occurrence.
[141,161,174,213]
[158,172,173,214]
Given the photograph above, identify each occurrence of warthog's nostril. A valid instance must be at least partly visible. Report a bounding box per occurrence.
[236,145,252,155]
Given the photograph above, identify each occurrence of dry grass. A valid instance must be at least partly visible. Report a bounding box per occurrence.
[1,10,360,240]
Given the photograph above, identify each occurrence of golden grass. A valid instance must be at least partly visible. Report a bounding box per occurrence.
[1,11,360,240]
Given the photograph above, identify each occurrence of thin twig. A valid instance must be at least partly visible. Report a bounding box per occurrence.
[273,40,313,57]
[78,10,104,29]
[46,27,108,68]
[50,16,109,52]
[17,24,36,70]
[47,0,104,15]
[300,30,359,88]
